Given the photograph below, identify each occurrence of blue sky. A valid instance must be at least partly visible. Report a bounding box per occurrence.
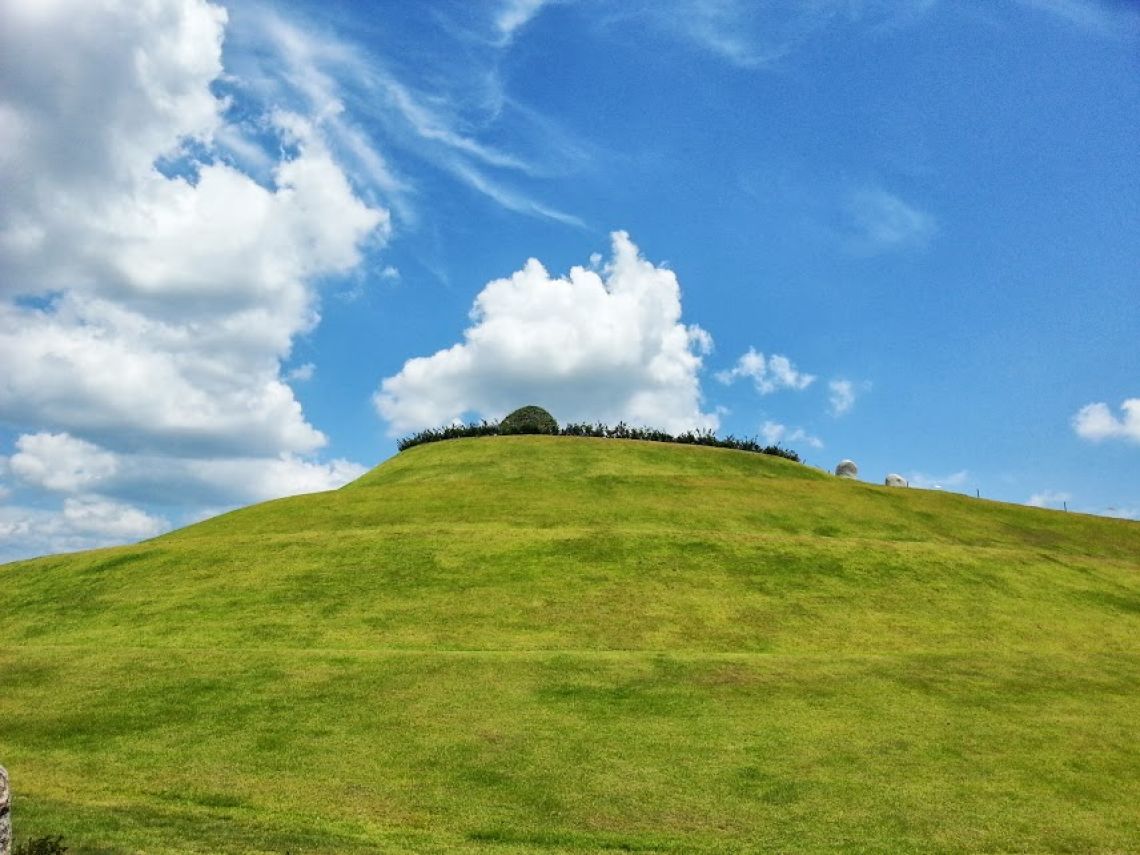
[1,0,1137,560]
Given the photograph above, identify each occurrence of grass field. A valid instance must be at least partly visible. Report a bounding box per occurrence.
[2,436,1139,853]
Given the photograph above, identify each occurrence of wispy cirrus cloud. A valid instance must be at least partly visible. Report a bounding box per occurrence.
[845,186,936,254]
[495,0,555,42]
[224,5,587,228]
[827,378,871,416]
[1013,0,1140,36]
[627,0,938,69]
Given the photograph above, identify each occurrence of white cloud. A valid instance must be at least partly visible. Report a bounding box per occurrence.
[1014,0,1140,36]
[375,231,717,435]
[1072,399,1140,444]
[0,0,382,560]
[287,363,316,382]
[0,497,167,564]
[228,8,583,227]
[0,295,330,457]
[908,470,970,491]
[716,348,815,394]
[632,0,937,69]
[828,379,856,416]
[59,496,167,541]
[1027,490,1071,508]
[827,378,869,416]
[184,455,366,504]
[4,430,364,510]
[9,433,118,493]
[0,2,384,455]
[496,0,552,41]
[760,420,823,450]
[846,187,935,253]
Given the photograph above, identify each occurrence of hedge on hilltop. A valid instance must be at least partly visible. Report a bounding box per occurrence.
[397,408,801,463]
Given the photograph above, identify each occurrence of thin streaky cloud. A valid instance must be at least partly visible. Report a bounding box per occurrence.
[229,6,584,226]
[496,0,554,41]
[448,161,586,228]
[1013,0,1140,36]
[626,0,940,70]
[845,186,936,253]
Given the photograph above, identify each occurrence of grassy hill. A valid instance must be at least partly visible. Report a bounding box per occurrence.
[1,436,1138,853]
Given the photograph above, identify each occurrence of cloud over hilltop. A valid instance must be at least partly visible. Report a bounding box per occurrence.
[375,232,718,435]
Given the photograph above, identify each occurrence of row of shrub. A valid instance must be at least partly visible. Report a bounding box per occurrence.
[397,418,801,463]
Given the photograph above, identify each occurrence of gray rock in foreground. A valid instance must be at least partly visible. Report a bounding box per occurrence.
[835,459,858,479]
[885,473,908,487]
[1,765,10,855]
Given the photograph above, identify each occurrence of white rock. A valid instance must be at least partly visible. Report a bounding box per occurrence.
[885,473,908,487]
[1,765,9,855]
[835,459,858,479]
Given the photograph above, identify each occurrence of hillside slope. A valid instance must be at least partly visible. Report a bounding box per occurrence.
[2,437,1138,853]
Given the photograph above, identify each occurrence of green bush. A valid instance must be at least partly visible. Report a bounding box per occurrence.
[14,836,68,855]
[498,405,558,435]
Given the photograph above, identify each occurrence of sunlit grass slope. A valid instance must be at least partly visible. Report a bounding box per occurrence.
[2,436,1138,854]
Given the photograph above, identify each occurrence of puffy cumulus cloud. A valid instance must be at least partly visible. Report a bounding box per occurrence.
[375,232,717,435]
[0,0,385,559]
[716,348,815,395]
[0,296,327,457]
[0,497,166,556]
[0,497,167,564]
[0,430,364,562]
[5,430,364,508]
[1072,399,1140,444]
[760,420,823,450]
[8,432,118,493]
[182,455,366,505]
[57,496,167,541]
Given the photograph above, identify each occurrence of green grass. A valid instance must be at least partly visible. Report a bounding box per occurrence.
[2,436,1138,853]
